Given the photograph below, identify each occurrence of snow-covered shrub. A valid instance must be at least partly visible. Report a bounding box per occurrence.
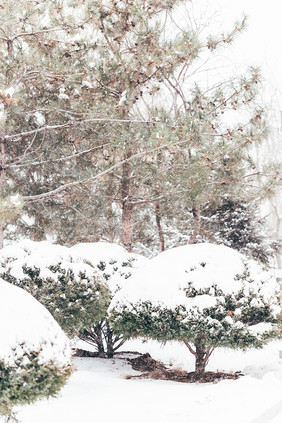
[0,241,111,336]
[0,279,72,420]
[110,243,281,378]
[70,242,148,357]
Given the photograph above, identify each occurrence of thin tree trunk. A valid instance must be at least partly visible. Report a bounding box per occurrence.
[95,324,106,358]
[155,201,165,252]
[7,39,14,59]
[121,152,133,252]
[189,207,201,244]
[0,133,6,249]
[184,338,214,377]
[105,320,114,358]
[79,322,106,358]
[79,319,126,358]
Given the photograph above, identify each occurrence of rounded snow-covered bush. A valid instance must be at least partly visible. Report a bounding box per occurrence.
[70,242,148,357]
[0,279,72,419]
[0,240,111,336]
[110,243,281,377]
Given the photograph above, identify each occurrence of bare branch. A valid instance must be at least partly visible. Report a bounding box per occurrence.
[204,346,215,364]
[183,339,196,356]
[11,27,75,41]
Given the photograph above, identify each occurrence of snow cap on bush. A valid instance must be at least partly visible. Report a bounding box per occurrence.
[0,279,72,367]
[111,243,279,311]
[0,239,101,280]
[70,241,148,292]
[0,279,72,417]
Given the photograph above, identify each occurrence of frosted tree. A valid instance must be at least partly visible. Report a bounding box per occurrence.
[0,0,279,255]
[201,199,279,263]
[110,244,281,379]
[0,0,111,245]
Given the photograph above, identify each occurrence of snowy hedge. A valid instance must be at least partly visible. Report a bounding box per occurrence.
[70,242,148,357]
[110,243,281,376]
[0,279,72,419]
[0,241,111,336]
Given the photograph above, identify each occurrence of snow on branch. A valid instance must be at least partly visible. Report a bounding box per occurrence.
[5,118,156,141]
[7,144,110,169]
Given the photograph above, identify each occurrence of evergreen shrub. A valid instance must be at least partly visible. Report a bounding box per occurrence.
[0,280,73,420]
[110,244,281,377]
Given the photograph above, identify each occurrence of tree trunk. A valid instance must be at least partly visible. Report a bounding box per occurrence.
[96,332,106,358]
[105,320,115,358]
[0,134,6,249]
[121,154,133,252]
[183,338,214,378]
[79,322,106,358]
[195,342,206,376]
[189,207,201,244]
[79,319,125,358]
[155,201,165,252]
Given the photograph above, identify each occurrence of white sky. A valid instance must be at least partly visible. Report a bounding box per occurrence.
[209,0,282,123]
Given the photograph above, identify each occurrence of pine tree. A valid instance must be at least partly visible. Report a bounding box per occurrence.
[201,199,279,263]
[0,0,279,255]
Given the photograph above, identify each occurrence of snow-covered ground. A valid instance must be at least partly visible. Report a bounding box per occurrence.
[11,338,282,423]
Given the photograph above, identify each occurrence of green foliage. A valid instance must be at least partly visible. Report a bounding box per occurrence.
[0,346,72,420]
[1,263,111,335]
[201,199,280,263]
[111,296,278,351]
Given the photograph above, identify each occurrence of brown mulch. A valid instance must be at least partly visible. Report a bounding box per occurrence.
[74,348,100,358]
[125,353,243,384]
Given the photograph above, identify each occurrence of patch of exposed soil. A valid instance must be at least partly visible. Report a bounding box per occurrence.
[125,353,243,383]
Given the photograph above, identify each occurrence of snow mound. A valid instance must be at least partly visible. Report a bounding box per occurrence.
[111,243,279,311]
[0,239,103,281]
[0,279,72,367]
[70,242,148,291]
[0,240,148,293]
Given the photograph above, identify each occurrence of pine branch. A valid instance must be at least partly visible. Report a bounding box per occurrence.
[5,118,157,141]
[6,144,109,169]
[23,139,192,202]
